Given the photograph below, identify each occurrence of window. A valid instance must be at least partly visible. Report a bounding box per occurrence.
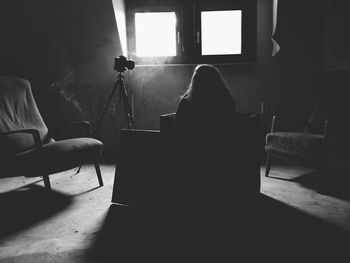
[126,3,182,64]
[126,0,256,65]
[135,12,177,57]
[201,10,242,56]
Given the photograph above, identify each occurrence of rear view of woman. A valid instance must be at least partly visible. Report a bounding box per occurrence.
[172,64,241,221]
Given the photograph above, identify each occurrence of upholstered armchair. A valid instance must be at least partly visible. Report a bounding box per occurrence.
[264,93,329,191]
[265,116,328,172]
[113,113,261,207]
[159,112,261,223]
[0,76,103,192]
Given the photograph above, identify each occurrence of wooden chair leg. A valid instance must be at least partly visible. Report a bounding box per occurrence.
[42,174,55,207]
[43,174,52,191]
[94,162,103,186]
[265,154,272,177]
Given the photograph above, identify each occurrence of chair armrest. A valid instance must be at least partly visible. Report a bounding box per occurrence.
[322,120,329,143]
[0,129,42,148]
[48,121,92,139]
[269,115,278,132]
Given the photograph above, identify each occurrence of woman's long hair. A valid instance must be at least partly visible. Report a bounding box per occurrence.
[183,64,234,106]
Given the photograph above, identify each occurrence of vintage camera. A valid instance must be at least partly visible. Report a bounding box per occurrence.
[114,55,135,72]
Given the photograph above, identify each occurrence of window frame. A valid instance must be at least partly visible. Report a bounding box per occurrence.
[126,0,256,65]
[127,4,183,65]
[194,0,256,64]
[199,10,243,57]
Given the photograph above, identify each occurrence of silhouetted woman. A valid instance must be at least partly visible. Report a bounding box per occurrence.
[171,65,239,217]
[174,64,236,128]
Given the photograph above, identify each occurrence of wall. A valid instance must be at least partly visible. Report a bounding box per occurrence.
[128,0,325,132]
[112,0,128,56]
[0,0,325,157]
[322,0,350,139]
[0,0,123,157]
[324,0,350,71]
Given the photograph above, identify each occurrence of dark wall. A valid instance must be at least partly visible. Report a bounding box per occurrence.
[324,0,350,70]
[0,0,123,155]
[0,0,325,156]
[322,1,350,137]
[129,0,325,131]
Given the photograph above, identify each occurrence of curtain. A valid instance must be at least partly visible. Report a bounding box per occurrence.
[272,0,280,56]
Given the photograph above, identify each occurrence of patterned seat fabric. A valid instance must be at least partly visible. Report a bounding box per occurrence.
[266,132,324,161]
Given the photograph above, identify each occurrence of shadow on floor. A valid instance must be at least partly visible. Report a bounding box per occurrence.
[258,194,350,262]
[269,170,350,201]
[86,204,157,263]
[0,183,72,240]
[85,195,350,263]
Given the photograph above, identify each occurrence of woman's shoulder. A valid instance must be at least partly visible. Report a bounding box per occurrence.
[178,94,191,108]
[180,93,189,101]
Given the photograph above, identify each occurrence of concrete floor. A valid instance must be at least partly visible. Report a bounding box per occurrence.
[0,163,349,262]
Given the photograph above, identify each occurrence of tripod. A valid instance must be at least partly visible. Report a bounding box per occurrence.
[95,72,135,133]
[74,72,134,175]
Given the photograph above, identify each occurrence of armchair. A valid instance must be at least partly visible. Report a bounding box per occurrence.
[112,113,261,211]
[0,76,103,192]
[159,112,261,224]
[264,94,329,191]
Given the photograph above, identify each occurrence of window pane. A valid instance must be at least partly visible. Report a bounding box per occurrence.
[135,12,177,57]
[201,10,242,56]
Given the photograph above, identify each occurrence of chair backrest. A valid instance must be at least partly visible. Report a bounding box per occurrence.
[0,76,48,156]
[160,112,261,195]
[306,70,350,138]
[112,114,261,211]
[305,92,326,134]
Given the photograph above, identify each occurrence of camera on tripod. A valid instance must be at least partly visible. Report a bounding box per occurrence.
[114,55,135,73]
[94,55,136,132]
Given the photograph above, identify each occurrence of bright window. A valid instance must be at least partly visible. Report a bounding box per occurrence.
[201,10,242,56]
[127,0,256,64]
[135,12,177,57]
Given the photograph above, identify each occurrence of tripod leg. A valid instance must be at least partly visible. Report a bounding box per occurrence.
[123,94,134,129]
[95,80,119,132]
[120,81,135,129]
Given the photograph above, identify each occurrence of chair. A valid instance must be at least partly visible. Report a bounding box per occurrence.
[266,70,350,194]
[264,93,329,190]
[0,76,103,192]
[160,112,261,225]
[111,113,261,226]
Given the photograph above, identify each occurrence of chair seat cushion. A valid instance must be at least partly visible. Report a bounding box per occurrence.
[13,138,103,176]
[265,132,324,161]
